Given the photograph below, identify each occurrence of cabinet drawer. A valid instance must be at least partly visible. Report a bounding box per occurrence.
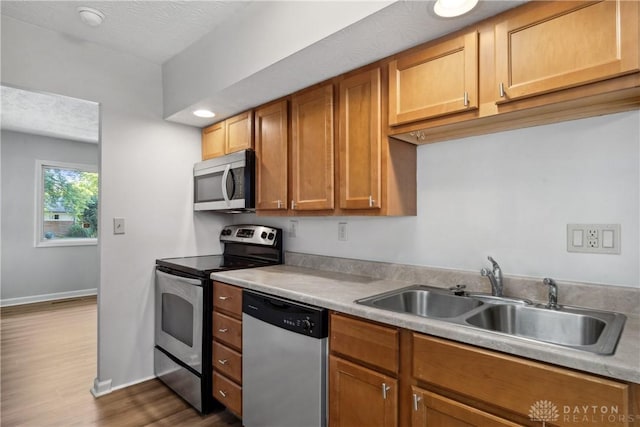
[213,341,242,384]
[213,371,242,417]
[213,281,243,317]
[330,313,399,373]
[213,312,242,351]
[413,334,630,427]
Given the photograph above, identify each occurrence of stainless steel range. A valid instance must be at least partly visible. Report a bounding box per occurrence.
[154,224,283,413]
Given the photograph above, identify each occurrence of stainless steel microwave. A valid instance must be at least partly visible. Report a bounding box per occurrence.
[193,149,255,212]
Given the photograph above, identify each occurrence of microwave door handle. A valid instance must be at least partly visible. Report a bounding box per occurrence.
[221,164,231,205]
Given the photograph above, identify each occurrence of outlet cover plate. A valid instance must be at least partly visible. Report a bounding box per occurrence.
[567,224,620,254]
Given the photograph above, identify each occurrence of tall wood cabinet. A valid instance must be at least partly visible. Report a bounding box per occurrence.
[254,100,288,211]
[290,84,335,212]
[338,68,382,210]
[388,31,479,125]
[495,0,639,103]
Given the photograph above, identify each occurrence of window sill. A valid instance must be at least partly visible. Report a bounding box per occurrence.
[36,238,98,248]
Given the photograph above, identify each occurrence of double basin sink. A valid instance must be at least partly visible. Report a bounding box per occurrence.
[356,285,626,355]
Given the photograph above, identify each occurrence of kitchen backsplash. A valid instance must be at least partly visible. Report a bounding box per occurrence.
[285,251,640,317]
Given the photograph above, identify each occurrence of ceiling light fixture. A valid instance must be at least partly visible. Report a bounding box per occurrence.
[193,109,216,118]
[77,7,105,27]
[433,0,479,18]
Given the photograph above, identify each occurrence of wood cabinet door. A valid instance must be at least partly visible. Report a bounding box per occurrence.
[495,0,640,102]
[255,100,288,210]
[411,387,522,427]
[225,111,254,154]
[329,355,397,427]
[202,122,225,160]
[389,31,478,126]
[339,69,382,210]
[290,84,335,211]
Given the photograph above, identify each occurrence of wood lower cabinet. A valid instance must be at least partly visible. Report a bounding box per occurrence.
[495,0,639,103]
[202,122,225,160]
[411,387,521,427]
[389,31,479,126]
[290,84,335,211]
[212,281,243,418]
[255,99,288,211]
[330,355,398,427]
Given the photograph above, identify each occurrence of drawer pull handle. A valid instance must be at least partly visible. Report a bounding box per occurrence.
[382,383,391,400]
[218,296,229,301]
[218,328,228,333]
[413,393,422,411]
[218,359,228,365]
[218,390,227,398]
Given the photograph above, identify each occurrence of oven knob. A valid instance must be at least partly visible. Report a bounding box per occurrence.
[301,319,313,331]
[222,228,231,236]
[268,232,275,240]
[261,231,267,239]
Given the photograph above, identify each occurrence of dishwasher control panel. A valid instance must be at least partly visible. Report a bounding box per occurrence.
[242,289,328,339]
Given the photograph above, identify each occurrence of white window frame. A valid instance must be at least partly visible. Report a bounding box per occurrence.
[35,159,98,248]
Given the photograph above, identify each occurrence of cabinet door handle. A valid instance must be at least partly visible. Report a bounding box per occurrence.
[291,200,297,210]
[218,328,228,333]
[277,200,282,209]
[463,91,469,107]
[218,296,229,301]
[412,393,422,411]
[382,383,391,400]
[218,390,227,398]
[499,82,506,98]
[218,359,228,365]
[368,195,375,207]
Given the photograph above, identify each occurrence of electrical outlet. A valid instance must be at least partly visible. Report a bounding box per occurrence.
[289,220,298,238]
[338,222,347,241]
[567,224,620,254]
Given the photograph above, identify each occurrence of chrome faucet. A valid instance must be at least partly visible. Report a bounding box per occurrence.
[543,278,559,310]
[480,256,503,297]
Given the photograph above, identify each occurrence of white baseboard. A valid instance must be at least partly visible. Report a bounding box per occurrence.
[111,375,157,392]
[0,288,97,307]
[90,378,112,397]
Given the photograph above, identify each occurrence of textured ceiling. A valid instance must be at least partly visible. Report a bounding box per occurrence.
[1,85,99,143]
[0,1,251,64]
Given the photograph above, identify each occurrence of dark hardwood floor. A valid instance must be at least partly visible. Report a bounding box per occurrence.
[0,297,242,426]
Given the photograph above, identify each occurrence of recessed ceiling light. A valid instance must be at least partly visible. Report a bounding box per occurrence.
[433,0,479,18]
[193,109,216,118]
[77,7,105,27]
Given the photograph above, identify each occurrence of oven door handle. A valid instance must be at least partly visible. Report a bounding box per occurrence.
[156,269,203,287]
[221,164,231,206]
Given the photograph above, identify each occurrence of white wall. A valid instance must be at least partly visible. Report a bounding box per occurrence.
[1,16,227,389]
[239,110,640,288]
[1,131,99,302]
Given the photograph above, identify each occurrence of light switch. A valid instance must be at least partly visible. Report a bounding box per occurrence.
[572,229,583,247]
[602,230,614,248]
[113,217,125,235]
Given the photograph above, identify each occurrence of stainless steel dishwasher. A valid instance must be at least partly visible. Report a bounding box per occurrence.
[242,289,328,427]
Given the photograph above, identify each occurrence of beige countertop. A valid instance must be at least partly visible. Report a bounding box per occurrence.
[211,264,640,384]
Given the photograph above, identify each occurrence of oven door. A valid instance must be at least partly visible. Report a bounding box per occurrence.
[155,269,203,374]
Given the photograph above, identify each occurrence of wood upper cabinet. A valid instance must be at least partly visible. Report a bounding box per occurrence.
[339,68,382,210]
[290,84,335,211]
[329,355,398,427]
[495,0,640,103]
[201,111,253,160]
[202,122,225,160]
[410,387,521,427]
[389,31,479,126]
[255,100,288,211]
[225,111,253,154]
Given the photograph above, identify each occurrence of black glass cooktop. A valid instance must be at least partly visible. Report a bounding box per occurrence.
[156,254,272,278]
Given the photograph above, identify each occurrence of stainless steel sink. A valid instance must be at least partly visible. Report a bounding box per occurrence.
[465,304,626,354]
[356,285,483,319]
[356,285,626,355]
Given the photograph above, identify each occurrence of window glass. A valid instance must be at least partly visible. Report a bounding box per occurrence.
[37,161,98,246]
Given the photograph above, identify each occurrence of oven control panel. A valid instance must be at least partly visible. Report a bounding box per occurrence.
[220,224,281,246]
